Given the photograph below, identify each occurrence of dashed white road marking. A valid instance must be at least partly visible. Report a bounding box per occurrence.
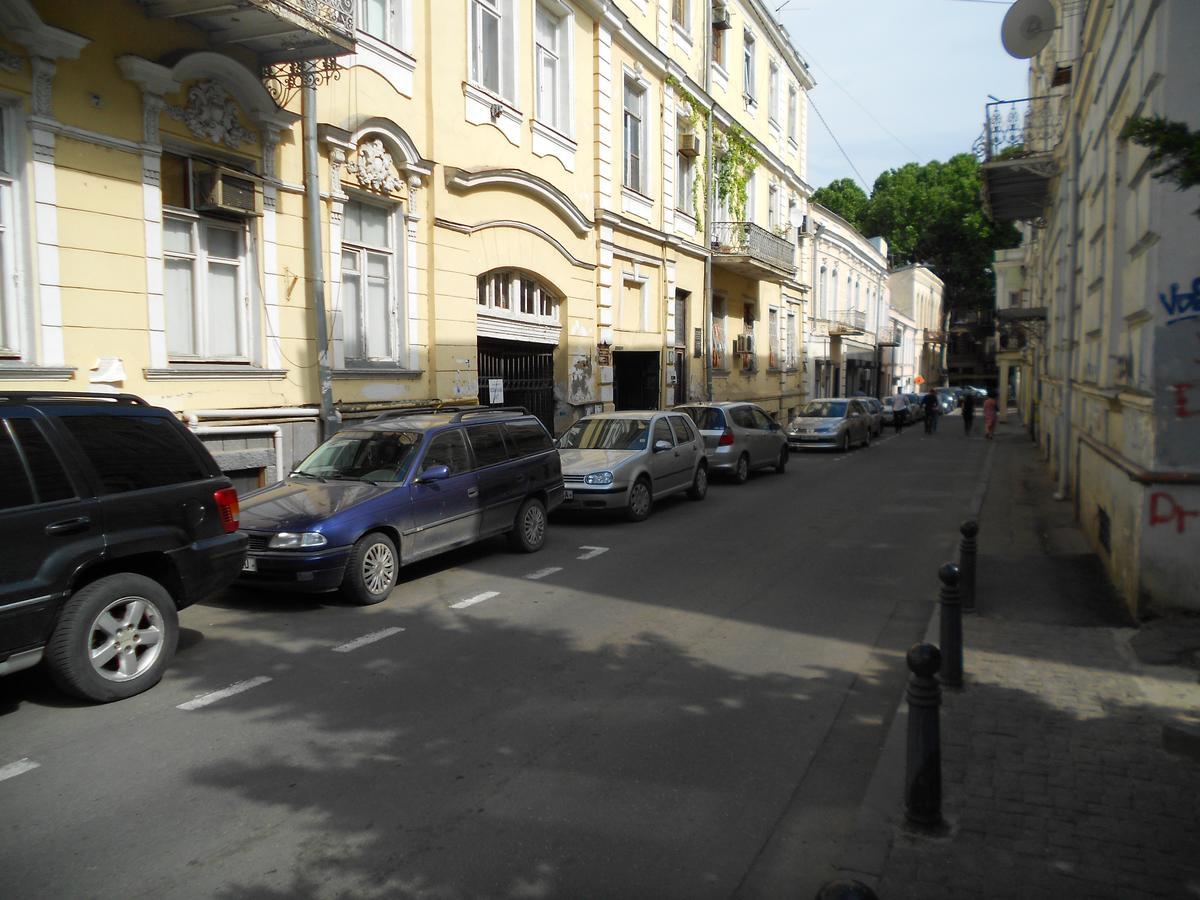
[524,567,562,580]
[576,546,609,561]
[450,591,500,610]
[177,676,274,711]
[332,627,406,653]
[0,758,39,782]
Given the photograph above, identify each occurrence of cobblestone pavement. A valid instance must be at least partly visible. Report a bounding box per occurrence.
[873,430,1200,899]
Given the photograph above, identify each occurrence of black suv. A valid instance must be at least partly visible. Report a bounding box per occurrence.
[238,406,564,604]
[0,392,247,702]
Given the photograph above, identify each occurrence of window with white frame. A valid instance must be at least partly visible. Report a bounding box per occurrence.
[161,154,252,361]
[786,310,798,368]
[768,59,780,125]
[477,270,559,325]
[470,0,516,101]
[819,265,828,319]
[767,182,780,232]
[744,171,755,222]
[0,105,23,358]
[742,30,756,102]
[341,199,403,362]
[623,76,647,193]
[535,4,570,133]
[360,0,404,45]
[672,0,690,31]
[787,83,798,142]
[768,307,779,369]
[712,24,726,68]
[676,116,695,216]
[712,296,727,370]
[741,302,755,372]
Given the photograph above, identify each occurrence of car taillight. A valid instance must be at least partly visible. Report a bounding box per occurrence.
[718,428,735,446]
[214,487,240,533]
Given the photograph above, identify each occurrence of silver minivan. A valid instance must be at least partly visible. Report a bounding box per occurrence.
[673,402,789,482]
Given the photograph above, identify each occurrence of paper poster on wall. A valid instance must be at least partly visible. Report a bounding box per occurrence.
[488,378,504,404]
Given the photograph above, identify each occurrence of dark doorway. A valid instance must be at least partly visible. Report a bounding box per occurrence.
[672,289,689,405]
[613,350,660,410]
[477,338,555,431]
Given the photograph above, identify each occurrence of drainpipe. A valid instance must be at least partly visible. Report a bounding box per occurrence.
[808,223,826,396]
[703,0,714,402]
[302,61,338,439]
[190,424,285,485]
[1054,124,1082,501]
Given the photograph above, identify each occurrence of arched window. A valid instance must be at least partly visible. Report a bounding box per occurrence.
[476,269,561,343]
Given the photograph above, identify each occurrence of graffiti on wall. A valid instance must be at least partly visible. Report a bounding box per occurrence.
[1171,383,1197,419]
[1159,277,1200,326]
[1149,491,1200,534]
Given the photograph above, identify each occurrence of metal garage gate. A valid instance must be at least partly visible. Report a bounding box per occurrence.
[477,338,556,432]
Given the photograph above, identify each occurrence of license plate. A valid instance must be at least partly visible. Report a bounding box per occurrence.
[563,489,574,500]
[241,557,257,573]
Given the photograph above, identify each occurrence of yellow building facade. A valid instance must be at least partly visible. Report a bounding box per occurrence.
[0,0,815,487]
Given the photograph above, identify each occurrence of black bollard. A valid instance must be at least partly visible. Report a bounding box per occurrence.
[814,878,880,900]
[937,562,963,689]
[905,642,944,831]
[959,520,978,613]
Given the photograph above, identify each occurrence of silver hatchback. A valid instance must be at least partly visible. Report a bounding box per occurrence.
[556,411,708,521]
[673,402,789,482]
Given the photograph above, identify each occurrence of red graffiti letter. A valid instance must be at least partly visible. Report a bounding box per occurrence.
[1172,383,1197,418]
[1150,492,1200,534]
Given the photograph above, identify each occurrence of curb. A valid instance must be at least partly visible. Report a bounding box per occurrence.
[832,436,999,889]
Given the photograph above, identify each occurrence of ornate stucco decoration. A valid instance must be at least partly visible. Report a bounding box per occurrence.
[353,139,403,193]
[168,81,255,149]
[0,50,23,73]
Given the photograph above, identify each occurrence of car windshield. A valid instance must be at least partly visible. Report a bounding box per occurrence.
[797,401,847,418]
[675,407,724,429]
[558,417,650,451]
[293,430,422,482]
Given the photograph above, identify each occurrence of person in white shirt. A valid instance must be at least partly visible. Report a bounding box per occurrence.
[892,389,908,434]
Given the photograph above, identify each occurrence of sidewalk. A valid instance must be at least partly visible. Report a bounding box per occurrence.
[845,426,1200,899]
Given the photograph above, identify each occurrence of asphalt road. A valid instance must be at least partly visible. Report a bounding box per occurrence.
[0,415,989,900]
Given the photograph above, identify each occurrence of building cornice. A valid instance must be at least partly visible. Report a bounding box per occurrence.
[444,166,593,236]
[435,217,596,269]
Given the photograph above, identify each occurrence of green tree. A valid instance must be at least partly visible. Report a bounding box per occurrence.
[811,177,869,230]
[859,153,1020,313]
[1121,115,1200,217]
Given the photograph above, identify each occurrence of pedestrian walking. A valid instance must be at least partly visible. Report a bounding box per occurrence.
[962,391,976,435]
[983,389,998,440]
[893,389,908,434]
[922,388,939,435]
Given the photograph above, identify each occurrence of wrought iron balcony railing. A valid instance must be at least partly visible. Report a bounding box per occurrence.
[143,0,356,61]
[976,96,1065,162]
[924,329,948,344]
[828,310,866,336]
[274,0,355,41]
[711,221,795,275]
[877,324,899,346]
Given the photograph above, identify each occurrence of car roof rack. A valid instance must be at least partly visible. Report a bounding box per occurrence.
[450,406,531,423]
[0,390,150,405]
[370,405,468,422]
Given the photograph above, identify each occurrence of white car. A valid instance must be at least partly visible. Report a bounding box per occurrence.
[786,398,873,452]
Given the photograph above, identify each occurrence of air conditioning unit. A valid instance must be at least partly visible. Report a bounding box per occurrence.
[195,165,263,217]
[678,130,700,157]
[734,333,754,355]
[712,4,732,30]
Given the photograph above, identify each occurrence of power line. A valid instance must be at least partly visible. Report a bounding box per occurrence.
[808,94,870,190]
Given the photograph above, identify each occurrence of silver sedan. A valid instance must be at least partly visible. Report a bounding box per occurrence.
[556,411,708,521]
[786,398,873,452]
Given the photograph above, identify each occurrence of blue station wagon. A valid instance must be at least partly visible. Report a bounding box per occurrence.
[237,407,564,604]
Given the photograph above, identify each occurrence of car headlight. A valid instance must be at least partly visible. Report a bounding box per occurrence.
[584,471,614,486]
[268,532,328,550]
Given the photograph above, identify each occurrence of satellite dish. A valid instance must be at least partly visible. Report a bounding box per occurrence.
[1001,0,1055,59]
[788,204,805,228]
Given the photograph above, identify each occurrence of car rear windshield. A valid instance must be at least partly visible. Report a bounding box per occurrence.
[675,406,725,430]
[293,430,421,483]
[59,414,208,493]
[557,417,650,451]
[797,401,847,418]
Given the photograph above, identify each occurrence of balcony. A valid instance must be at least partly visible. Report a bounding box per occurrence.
[924,329,947,344]
[711,222,796,283]
[828,310,867,337]
[877,324,900,346]
[976,96,1063,222]
[140,0,355,63]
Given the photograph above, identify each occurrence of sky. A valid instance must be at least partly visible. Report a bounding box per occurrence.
[776,0,1031,192]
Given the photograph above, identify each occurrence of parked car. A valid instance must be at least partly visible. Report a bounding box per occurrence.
[0,391,246,702]
[556,411,707,521]
[238,407,563,604]
[672,401,788,482]
[881,396,898,426]
[786,398,873,451]
[857,397,884,437]
[936,388,957,415]
[905,393,925,422]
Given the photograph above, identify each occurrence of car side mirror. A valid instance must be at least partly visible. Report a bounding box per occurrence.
[769,422,781,432]
[653,440,673,453]
[416,464,450,483]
